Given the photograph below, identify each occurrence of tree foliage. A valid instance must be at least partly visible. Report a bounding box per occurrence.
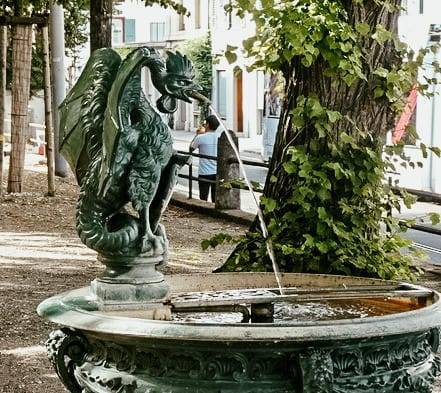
[2,0,88,91]
[143,0,189,15]
[211,0,441,280]
[178,34,213,119]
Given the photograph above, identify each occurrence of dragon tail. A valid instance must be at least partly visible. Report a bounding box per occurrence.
[76,173,141,256]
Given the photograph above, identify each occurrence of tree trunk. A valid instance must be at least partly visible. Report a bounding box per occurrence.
[219,1,401,273]
[0,26,6,196]
[7,24,32,194]
[265,2,399,200]
[90,0,112,53]
[42,25,55,196]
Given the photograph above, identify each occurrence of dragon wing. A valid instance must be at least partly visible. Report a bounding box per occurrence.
[98,47,163,197]
[59,48,122,183]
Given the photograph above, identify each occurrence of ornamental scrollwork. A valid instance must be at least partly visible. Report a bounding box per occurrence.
[46,329,88,393]
[298,328,441,392]
[45,328,441,392]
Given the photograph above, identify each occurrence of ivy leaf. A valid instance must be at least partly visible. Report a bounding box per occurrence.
[201,233,234,250]
[374,87,384,98]
[261,197,277,213]
[403,193,417,209]
[225,50,238,64]
[429,147,441,157]
[429,213,440,226]
[372,25,393,44]
[420,142,428,158]
[283,161,297,174]
[374,67,389,78]
[242,36,257,52]
[317,207,328,220]
[355,22,370,36]
[327,110,342,123]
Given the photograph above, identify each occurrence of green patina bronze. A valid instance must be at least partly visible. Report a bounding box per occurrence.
[58,47,202,303]
[38,273,441,393]
[60,47,199,258]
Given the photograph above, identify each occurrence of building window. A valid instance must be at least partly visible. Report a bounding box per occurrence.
[112,18,124,46]
[419,0,424,14]
[124,19,136,43]
[195,0,201,29]
[217,71,227,119]
[150,22,166,41]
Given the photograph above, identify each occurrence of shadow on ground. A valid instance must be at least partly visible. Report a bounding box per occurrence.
[0,170,242,393]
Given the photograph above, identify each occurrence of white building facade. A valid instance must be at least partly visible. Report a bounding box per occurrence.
[392,0,441,193]
[211,1,267,154]
[111,0,211,131]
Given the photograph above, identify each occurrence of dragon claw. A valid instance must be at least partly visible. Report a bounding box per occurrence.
[141,231,166,256]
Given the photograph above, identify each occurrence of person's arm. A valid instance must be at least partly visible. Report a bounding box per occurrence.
[190,135,200,152]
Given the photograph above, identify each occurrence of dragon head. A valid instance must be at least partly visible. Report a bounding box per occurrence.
[155,51,204,113]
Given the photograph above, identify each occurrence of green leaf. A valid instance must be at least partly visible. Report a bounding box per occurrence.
[261,197,277,213]
[429,147,441,157]
[429,213,440,225]
[420,143,428,158]
[327,110,342,123]
[225,50,237,64]
[355,22,370,36]
[374,87,384,98]
[283,162,297,174]
[317,207,328,220]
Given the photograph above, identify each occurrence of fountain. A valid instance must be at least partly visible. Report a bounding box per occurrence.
[38,47,441,393]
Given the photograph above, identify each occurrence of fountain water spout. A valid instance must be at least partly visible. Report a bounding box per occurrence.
[189,91,285,295]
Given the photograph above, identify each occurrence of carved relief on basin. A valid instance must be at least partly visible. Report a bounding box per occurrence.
[38,273,441,393]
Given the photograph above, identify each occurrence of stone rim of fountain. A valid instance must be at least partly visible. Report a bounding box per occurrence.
[38,272,441,343]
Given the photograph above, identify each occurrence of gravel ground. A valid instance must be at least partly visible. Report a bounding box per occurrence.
[1,166,441,392]
[0,169,242,393]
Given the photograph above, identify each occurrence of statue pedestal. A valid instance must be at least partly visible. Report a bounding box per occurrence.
[91,253,169,307]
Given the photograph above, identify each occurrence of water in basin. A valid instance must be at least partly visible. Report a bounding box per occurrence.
[172,298,422,324]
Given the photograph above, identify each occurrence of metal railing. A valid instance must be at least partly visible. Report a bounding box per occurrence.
[176,149,441,239]
[176,149,269,199]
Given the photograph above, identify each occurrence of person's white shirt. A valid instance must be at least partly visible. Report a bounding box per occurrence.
[190,126,222,175]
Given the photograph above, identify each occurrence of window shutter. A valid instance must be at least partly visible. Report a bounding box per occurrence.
[125,19,136,43]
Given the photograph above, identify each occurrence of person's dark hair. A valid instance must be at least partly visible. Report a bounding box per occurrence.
[205,115,220,131]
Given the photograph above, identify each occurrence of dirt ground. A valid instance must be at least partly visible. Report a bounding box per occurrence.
[0,168,243,393]
[2,166,441,392]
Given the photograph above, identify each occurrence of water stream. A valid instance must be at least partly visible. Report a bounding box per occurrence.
[207,104,285,295]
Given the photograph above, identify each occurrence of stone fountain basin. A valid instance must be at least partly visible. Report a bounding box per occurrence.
[38,273,441,393]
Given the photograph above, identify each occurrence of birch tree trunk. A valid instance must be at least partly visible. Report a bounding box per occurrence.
[7,24,32,193]
[42,25,55,196]
[0,26,6,196]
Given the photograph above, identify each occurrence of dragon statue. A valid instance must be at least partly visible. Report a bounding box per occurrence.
[59,47,204,262]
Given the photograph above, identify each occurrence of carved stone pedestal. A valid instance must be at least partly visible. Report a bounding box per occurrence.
[91,252,169,306]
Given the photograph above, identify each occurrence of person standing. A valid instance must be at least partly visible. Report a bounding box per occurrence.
[190,115,221,202]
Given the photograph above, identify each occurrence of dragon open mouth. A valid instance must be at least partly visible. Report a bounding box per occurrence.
[188,90,211,104]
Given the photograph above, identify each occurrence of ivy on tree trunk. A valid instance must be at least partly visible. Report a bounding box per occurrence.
[214,0,434,280]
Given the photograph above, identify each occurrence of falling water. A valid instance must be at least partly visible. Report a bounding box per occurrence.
[203,102,285,295]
